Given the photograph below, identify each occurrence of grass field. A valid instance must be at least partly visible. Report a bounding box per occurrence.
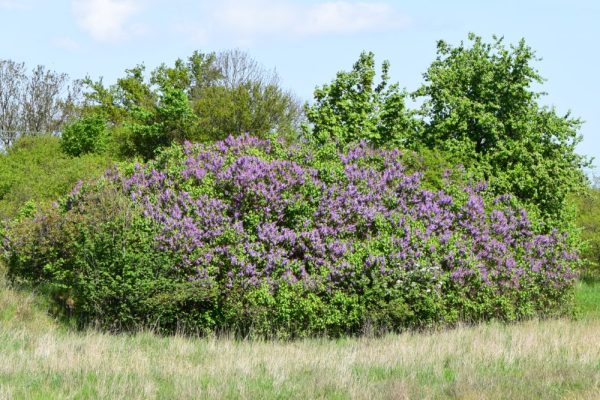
[2,267,600,399]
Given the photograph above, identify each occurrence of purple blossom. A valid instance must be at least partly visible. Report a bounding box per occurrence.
[100,134,578,297]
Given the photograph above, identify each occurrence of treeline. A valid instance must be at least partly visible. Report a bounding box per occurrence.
[0,33,595,337]
[68,49,304,159]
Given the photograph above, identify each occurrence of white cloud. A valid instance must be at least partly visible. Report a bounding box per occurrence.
[209,0,409,41]
[71,0,142,43]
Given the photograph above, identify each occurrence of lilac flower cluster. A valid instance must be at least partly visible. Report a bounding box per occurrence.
[109,134,578,304]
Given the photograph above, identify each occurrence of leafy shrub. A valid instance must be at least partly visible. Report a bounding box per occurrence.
[573,187,600,279]
[0,135,112,220]
[2,135,579,337]
[60,114,108,156]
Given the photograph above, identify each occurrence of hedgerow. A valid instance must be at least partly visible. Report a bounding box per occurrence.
[2,135,579,337]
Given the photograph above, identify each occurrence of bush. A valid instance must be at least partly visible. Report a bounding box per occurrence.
[573,187,600,279]
[2,135,579,337]
[60,115,108,157]
[0,135,112,220]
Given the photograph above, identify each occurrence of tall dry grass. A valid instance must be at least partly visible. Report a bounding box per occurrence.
[1,318,600,399]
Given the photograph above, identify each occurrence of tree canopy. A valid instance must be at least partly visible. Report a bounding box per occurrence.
[81,50,303,159]
[301,34,590,227]
[413,33,591,224]
[304,51,419,148]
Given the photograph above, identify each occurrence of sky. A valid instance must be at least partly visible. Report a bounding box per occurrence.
[1,0,598,170]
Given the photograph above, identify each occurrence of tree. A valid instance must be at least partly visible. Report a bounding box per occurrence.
[60,114,108,157]
[82,64,201,159]
[22,65,80,133]
[0,60,80,150]
[150,51,221,97]
[82,50,303,158]
[413,33,590,225]
[192,49,303,141]
[0,60,25,149]
[123,86,198,160]
[304,51,419,148]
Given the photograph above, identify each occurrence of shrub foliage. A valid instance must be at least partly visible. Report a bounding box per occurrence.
[2,136,578,337]
[573,187,600,278]
[0,135,111,220]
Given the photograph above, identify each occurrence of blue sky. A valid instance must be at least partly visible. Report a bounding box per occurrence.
[1,0,598,169]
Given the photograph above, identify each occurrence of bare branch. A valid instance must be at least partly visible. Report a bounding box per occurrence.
[0,60,81,149]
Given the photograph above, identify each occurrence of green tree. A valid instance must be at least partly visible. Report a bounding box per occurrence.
[81,50,302,159]
[304,51,419,148]
[150,51,222,97]
[82,65,201,159]
[413,33,590,225]
[60,114,107,157]
[121,86,199,160]
[192,49,302,142]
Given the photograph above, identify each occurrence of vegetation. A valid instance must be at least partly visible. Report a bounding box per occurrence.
[0,135,111,220]
[302,34,589,238]
[60,114,109,157]
[413,34,590,228]
[0,33,594,340]
[3,134,579,337]
[573,185,600,278]
[0,30,598,398]
[2,320,600,399]
[0,60,80,149]
[81,50,303,160]
[304,51,419,148]
[1,260,600,399]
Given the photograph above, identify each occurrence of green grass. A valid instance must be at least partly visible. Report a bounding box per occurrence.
[576,278,600,319]
[2,266,600,399]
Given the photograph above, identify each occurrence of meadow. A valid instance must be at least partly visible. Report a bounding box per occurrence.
[2,263,600,400]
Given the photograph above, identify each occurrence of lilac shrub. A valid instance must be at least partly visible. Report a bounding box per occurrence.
[3,135,579,336]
